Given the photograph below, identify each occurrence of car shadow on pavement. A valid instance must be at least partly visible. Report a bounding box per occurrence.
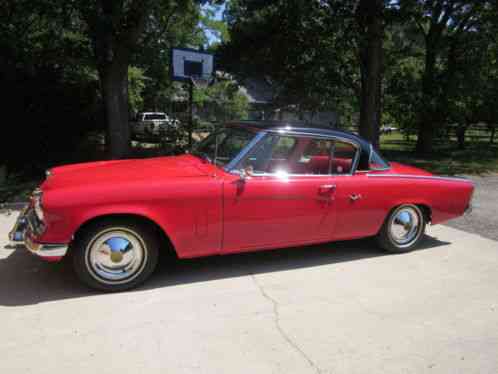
[0,235,450,307]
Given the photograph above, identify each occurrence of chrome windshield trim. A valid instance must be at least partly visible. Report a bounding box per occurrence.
[367,174,474,183]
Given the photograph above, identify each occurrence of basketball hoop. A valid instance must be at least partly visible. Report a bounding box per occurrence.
[170,47,215,150]
[171,48,214,83]
[190,75,214,89]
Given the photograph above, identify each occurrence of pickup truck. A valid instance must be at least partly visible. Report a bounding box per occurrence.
[131,112,179,140]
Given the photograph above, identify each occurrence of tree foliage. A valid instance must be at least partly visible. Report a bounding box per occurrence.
[221,0,498,153]
[397,0,498,153]
[2,0,498,181]
[1,0,211,175]
[194,79,249,122]
[221,0,357,113]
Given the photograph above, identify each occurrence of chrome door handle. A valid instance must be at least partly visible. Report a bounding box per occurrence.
[349,193,362,201]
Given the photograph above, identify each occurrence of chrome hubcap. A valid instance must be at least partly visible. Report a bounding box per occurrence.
[87,229,147,284]
[389,206,421,246]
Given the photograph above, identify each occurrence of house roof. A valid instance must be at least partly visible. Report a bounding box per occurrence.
[238,78,274,104]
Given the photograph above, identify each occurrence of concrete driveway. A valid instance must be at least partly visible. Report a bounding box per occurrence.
[1,212,497,374]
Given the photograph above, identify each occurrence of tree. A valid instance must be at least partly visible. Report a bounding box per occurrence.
[0,0,216,177]
[221,1,358,122]
[399,0,495,153]
[0,0,101,176]
[75,1,206,158]
[221,0,391,147]
[356,0,385,148]
[194,78,250,122]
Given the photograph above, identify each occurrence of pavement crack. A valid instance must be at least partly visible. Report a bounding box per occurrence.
[251,274,322,374]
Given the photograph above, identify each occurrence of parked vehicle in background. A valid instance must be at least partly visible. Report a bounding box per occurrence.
[380,125,398,134]
[131,112,179,141]
[9,121,474,292]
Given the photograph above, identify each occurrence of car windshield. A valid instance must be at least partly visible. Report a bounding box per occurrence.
[144,114,166,120]
[192,127,257,167]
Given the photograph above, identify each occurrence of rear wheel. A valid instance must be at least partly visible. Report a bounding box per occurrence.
[72,219,159,292]
[377,204,426,253]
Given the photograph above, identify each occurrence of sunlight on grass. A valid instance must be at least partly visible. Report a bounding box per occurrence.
[380,132,498,175]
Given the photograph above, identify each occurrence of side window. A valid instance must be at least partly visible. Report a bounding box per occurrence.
[239,134,297,173]
[217,133,249,164]
[369,149,390,170]
[237,134,357,175]
[301,139,334,175]
[331,141,356,174]
[301,139,356,175]
[272,136,297,159]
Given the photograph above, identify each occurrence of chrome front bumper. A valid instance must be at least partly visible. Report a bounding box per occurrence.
[8,207,68,260]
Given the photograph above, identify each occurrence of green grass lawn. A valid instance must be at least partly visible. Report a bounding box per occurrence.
[380,132,498,175]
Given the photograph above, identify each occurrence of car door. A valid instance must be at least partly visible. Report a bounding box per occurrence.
[332,150,393,241]
[222,133,340,253]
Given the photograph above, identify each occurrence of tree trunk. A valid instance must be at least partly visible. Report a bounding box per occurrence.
[417,120,434,154]
[100,63,130,159]
[357,0,383,149]
[82,0,149,160]
[490,125,496,144]
[456,125,467,150]
[416,38,437,154]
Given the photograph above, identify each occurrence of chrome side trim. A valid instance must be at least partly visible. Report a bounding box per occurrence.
[367,174,474,183]
[249,172,355,178]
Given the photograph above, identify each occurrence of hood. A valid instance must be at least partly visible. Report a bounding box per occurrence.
[43,154,208,190]
[387,162,433,176]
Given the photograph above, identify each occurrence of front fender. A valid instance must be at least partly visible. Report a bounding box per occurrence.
[37,204,181,253]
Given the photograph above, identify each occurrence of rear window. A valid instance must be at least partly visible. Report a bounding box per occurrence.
[369,148,390,170]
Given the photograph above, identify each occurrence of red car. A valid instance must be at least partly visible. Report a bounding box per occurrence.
[9,121,474,291]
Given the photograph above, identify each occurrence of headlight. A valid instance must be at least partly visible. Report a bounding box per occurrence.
[33,188,44,221]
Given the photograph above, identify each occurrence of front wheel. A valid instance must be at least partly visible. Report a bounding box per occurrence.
[72,219,159,292]
[377,204,426,253]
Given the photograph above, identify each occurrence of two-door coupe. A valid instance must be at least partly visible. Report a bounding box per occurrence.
[9,121,474,291]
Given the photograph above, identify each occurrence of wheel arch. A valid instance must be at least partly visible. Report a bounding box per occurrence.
[416,203,432,224]
[72,213,178,258]
[380,201,432,233]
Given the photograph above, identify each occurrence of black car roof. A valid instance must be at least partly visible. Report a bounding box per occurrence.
[226,120,372,156]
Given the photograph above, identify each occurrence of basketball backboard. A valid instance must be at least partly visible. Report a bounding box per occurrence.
[171,47,214,82]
